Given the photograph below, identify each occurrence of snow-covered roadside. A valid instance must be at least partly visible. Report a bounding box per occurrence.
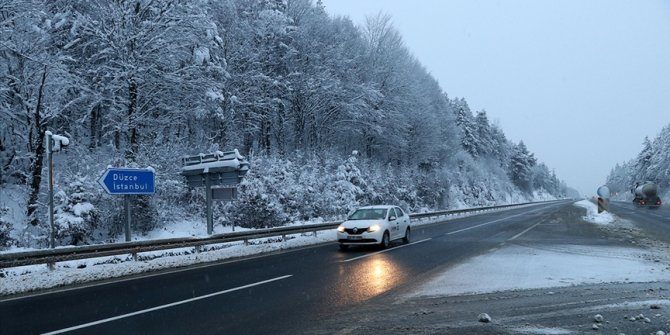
[573,199,616,225]
[407,200,667,298]
[409,243,668,298]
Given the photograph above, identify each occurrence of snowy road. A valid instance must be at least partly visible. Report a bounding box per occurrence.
[6,200,662,335]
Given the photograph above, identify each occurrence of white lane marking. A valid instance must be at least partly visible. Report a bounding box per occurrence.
[509,222,541,241]
[41,275,293,335]
[341,238,432,263]
[445,205,552,236]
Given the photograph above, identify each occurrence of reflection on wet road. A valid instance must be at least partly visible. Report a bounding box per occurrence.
[331,253,408,305]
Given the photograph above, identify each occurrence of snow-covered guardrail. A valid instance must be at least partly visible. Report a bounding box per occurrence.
[0,200,564,268]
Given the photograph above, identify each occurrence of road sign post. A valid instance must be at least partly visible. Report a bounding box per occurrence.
[98,167,155,242]
[47,134,54,249]
[205,173,213,234]
[124,195,132,242]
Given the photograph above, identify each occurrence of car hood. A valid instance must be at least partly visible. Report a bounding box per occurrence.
[340,219,383,228]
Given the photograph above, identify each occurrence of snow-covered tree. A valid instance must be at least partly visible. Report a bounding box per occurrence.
[606,161,634,196]
[474,110,495,157]
[633,136,653,182]
[53,178,99,245]
[453,98,479,157]
[0,207,14,249]
[55,0,226,161]
[509,141,536,192]
[0,0,571,247]
[610,125,670,195]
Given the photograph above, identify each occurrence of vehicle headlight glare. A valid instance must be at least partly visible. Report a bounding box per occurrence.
[367,224,381,233]
[337,225,345,233]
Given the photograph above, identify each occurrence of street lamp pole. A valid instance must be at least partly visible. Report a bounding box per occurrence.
[45,131,55,249]
[45,131,69,249]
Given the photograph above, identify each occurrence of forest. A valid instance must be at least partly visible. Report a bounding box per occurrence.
[606,124,670,199]
[0,0,570,249]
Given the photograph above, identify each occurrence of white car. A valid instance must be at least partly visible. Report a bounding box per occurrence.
[336,205,411,250]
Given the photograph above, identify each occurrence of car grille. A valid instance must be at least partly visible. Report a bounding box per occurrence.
[345,227,367,235]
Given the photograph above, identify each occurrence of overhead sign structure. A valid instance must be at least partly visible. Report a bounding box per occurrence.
[180,149,249,234]
[181,150,249,188]
[98,168,155,195]
[212,187,237,201]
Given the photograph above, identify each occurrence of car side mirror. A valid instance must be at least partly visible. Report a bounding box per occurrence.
[389,216,397,221]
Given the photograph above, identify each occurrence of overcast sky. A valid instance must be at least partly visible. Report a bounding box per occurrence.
[322,0,670,196]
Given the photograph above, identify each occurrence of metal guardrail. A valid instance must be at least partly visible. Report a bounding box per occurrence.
[0,200,564,268]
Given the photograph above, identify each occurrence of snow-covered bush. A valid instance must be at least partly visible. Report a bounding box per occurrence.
[329,153,368,211]
[53,178,100,246]
[275,157,328,220]
[0,207,14,249]
[229,170,289,229]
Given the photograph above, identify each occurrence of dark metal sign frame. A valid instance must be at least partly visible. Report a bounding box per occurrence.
[180,150,249,234]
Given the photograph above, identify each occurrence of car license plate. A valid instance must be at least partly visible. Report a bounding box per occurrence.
[347,235,362,240]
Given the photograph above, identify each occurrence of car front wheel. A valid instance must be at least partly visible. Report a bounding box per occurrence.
[402,227,411,244]
[380,231,390,249]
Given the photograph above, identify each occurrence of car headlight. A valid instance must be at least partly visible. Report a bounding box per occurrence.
[337,225,345,233]
[367,224,381,233]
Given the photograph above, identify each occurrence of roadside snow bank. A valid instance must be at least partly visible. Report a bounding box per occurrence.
[411,244,667,297]
[573,200,615,225]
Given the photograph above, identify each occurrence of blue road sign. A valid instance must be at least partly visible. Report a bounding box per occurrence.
[98,168,155,195]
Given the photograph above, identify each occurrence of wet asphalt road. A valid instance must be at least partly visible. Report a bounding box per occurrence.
[306,200,670,335]
[0,201,571,335]
[609,201,670,243]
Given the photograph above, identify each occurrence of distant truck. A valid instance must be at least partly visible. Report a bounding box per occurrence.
[632,181,662,208]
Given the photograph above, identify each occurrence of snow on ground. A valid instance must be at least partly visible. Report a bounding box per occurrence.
[140,219,253,240]
[573,199,616,225]
[510,326,572,335]
[410,243,667,297]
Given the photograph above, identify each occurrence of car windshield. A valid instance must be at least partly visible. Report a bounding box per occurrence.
[348,209,388,220]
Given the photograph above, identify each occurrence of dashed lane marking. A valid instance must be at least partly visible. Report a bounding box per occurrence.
[41,275,293,335]
[509,222,542,241]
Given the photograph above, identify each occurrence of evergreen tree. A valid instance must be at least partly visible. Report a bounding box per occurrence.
[509,141,536,192]
[633,137,653,182]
